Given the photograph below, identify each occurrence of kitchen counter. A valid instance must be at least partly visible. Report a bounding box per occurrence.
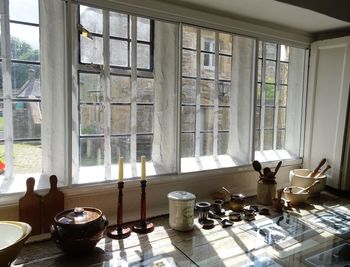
[12,190,350,266]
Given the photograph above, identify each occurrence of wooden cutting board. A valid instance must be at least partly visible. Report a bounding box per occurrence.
[42,175,64,233]
[19,177,42,235]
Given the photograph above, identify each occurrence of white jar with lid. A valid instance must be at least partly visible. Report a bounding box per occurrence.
[167,191,196,231]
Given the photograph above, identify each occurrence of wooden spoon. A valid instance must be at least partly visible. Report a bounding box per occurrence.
[222,187,232,196]
[252,160,263,176]
[307,158,326,178]
[273,161,282,176]
[296,180,320,194]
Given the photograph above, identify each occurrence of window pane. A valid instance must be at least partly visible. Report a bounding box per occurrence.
[80,138,104,166]
[110,12,128,38]
[265,42,277,60]
[13,101,41,139]
[279,85,287,106]
[0,64,2,97]
[0,103,3,140]
[264,84,275,106]
[200,133,213,156]
[80,104,104,135]
[182,78,196,105]
[137,135,152,161]
[264,107,274,129]
[255,107,261,129]
[12,64,40,99]
[263,129,273,150]
[137,105,153,133]
[80,36,103,65]
[258,41,262,58]
[280,45,289,61]
[201,30,215,52]
[258,59,262,83]
[280,62,289,84]
[111,75,130,103]
[137,17,150,42]
[219,33,232,55]
[181,106,195,132]
[218,107,230,131]
[200,80,215,105]
[218,132,229,155]
[278,107,286,128]
[218,82,230,106]
[265,60,276,83]
[111,136,131,163]
[181,133,194,157]
[200,53,215,79]
[10,24,39,61]
[219,55,231,80]
[182,25,197,49]
[110,40,128,67]
[256,83,261,104]
[137,43,150,69]
[277,129,286,149]
[137,78,154,103]
[14,141,42,174]
[111,105,130,134]
[255,130,260,151]
[79,73,102,102]
[10,0,39,24]
[80,5,103,34]
[182,50,196,77]
[200,107,213,131]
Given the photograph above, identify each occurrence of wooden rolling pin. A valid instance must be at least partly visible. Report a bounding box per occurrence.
[307,158,326,178]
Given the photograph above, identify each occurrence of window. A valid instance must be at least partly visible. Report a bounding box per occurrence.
[255,41,308,161]
[0,0,41,193]
[75,5,177,183]
[181,25,255,172]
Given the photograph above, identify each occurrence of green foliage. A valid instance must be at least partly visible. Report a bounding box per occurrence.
[0,37,39,91]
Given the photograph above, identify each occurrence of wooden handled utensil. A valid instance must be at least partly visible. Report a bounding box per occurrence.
[273,161,282,176]
[252,160,263,176]
[315,165,331,178]
[222,187,232,196]
[307,158,326,178]
[296,180,320,194]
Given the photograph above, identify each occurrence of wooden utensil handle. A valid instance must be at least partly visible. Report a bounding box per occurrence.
[315,165,331,178]
[307,158,326,177]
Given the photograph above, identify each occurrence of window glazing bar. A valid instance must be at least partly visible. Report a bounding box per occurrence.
[0,0,14,180]
[130,15,137,175]
[213,31,219,156]
[195,28,201,157]
[260,41,266,151]
[103,9,112,180]
[273,44,281,149]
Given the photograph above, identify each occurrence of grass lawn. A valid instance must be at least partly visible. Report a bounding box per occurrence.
[0,143,42,173]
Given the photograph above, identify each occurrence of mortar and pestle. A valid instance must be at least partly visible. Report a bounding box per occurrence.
[283,180,320,205]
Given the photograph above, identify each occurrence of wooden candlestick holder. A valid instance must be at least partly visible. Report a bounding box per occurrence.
[132,180,154,234]
[107,181,131,239]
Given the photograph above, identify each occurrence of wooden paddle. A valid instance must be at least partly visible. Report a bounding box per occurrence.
[42,175,64,233]
[19,177,42,235]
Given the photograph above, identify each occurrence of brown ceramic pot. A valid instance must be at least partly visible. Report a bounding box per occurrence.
[51,207,108,253]
[229,194,245,211]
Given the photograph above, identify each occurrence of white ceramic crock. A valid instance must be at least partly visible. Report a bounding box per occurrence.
[167,191,196,231]
[289,169,327,197]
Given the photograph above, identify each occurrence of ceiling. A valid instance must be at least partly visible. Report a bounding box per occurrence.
[158,0,350,34]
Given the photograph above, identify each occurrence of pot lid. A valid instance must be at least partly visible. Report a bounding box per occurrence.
[167,191,196,201]
[55,207,102,225]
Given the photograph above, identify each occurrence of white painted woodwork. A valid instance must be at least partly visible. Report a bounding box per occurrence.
[305,36,350,189]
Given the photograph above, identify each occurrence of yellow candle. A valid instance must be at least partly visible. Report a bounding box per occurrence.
[141,156,146,180]
[118,157,124,182]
